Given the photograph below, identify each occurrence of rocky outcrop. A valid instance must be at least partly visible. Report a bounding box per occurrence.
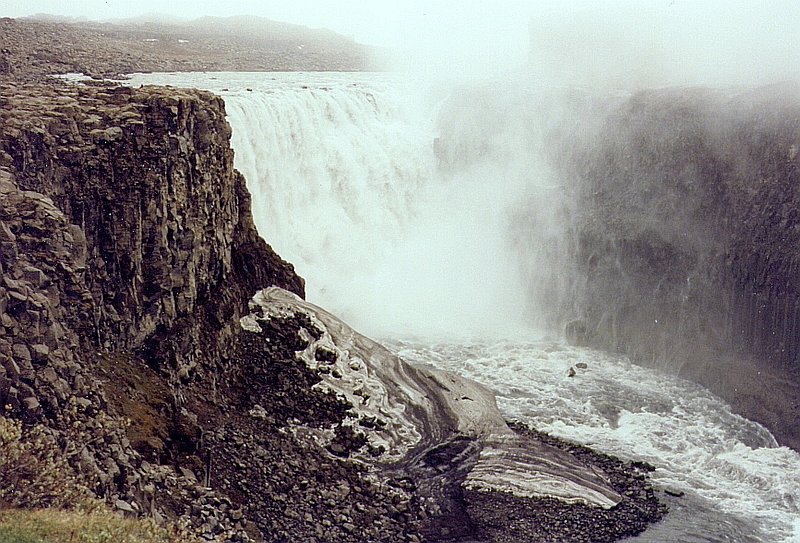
[0,79,302,539]
[1,80,302,355]
[0,48,12,75]
[0,166,94,419]
[245,288,623,509]
[228,287,665,542]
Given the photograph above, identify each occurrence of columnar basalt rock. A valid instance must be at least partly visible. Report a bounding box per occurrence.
[0,167,93,419]
[1,81,302,357]
[0,80,302,540]
[563,84,800,450]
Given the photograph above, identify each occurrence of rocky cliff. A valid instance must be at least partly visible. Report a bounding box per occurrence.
[431,81,800,451]
[563,84,800,450]
[0,79,304,539]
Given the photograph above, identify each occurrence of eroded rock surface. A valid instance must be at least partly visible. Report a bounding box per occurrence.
[240,287,664,541]
[0,80,301,540]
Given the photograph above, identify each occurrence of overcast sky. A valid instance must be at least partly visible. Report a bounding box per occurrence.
[3,1,800,86]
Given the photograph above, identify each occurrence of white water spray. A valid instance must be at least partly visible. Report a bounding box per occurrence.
[216,72,548,338]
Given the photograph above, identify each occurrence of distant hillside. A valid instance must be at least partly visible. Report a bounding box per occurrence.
[22,13,89,23]
[0,15,387,81]
[99,13,189,26]
[186,15,351,43]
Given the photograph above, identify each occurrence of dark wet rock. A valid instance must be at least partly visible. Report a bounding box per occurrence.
[236,288,665,543]
[562,84,800,450]
[0,48,13,74]
[0,79,302,540]
[462,423,666,543]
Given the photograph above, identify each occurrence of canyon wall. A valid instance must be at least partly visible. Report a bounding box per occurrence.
[0,80,304,538]
[431,81,800,449]
[563,84,800,448]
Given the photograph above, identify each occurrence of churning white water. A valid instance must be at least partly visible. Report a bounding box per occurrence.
[123,72,800,542]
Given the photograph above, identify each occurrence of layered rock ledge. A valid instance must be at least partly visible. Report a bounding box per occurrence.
[235,287,665,542]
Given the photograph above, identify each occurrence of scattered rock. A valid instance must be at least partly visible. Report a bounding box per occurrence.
[22,396,40,410]
[115,499,135,513]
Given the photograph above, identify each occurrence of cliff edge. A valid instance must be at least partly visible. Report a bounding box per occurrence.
[0,79,305,539]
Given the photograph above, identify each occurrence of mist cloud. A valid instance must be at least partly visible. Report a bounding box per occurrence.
[527,0,800,89]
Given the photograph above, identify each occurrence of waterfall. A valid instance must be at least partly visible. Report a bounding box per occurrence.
[120,72,611,341]
[216,72,566,339]
[121,73,800,378]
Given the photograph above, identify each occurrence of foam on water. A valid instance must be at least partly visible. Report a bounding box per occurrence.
[388,338,800,542]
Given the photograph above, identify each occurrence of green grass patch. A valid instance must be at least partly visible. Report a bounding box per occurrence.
[0,508,196,543]
[0,524,45,543]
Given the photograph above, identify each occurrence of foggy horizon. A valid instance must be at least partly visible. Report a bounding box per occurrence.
[3,1,800,88]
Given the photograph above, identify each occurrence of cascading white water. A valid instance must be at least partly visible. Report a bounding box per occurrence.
[389,338,800,543]
[122,71,800,543]
[172,72,537,339]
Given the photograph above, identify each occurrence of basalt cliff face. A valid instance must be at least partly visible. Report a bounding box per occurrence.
[0,80,302,538]
[563,84,800,450]
[1,81,303,353]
